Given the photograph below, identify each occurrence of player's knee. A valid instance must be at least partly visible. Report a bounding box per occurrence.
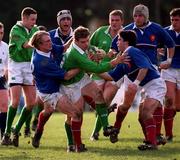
[165,96,173,107]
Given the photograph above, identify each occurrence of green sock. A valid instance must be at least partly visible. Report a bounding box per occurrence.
[64,122,73,146]
[14,107,32,133]
[34,105,43,120]
[25,110,32,129]
[5,105,17,134]
[95,104,109,129]
[92,115,102,134]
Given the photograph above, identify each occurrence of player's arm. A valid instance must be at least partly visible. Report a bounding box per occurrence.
[133,68,148,86]
[158,28,175,69]
[23,41,33,49]
[76,52,129,73]
[159,47,175,69]
[98,72,114,81]
[63,37,73,52]
[64,68,80,80]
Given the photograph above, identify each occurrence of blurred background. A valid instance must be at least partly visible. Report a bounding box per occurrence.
[0,0,179,42]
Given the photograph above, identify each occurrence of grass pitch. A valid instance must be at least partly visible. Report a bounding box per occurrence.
[0,111,179,160]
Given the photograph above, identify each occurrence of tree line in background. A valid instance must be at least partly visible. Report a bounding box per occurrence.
[0,0,179,42]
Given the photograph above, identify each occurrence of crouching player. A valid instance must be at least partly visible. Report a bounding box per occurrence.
[30,31,81,151]
[100,30,167,150]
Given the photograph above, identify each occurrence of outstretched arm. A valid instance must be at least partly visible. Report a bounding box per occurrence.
[98,72,114,81]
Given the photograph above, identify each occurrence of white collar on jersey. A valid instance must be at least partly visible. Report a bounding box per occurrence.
[169,25,180,37]
[36,49,51,58]
[133,21,152,32]
[54,27,73,38]
[72,42,85,55]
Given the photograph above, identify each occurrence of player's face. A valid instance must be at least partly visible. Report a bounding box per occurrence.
[171,15,180,32]
[117,35,125,52]
[0,27,4,41]
[39,35,52,53]
[59,17,72,32]
[23,14,37,30]
[75,36,89,51]
[109,15,123,32]
[133,13,146,27]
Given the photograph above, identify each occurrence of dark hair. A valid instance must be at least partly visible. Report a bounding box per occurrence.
[74,26,90,41]
[21,7,37,17]
[119,30,137,46]
[109,10,124,20]
[38,25,47,31]
[0,22,4,29]
[170,8,180,17]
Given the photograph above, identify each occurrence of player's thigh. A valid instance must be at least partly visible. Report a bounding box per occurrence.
[0,89,8,112]
[82,81,104,101]
[57,95,83,118]
[103,81,118,104]
[23,85,36,107]
[165,81,176,99]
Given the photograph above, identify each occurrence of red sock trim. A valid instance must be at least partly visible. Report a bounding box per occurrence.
[164,108,176,137]
[153,107,163,135]
[144,118,156,145]
[114,109,127,129]
[71,121,82,147]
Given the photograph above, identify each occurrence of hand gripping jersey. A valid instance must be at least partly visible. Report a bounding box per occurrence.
[108,46,160,86]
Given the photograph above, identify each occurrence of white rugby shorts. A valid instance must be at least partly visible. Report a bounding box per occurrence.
[161,68,180,89]
[37,91,63,110]
[61,74,92,103]
[8,60,33,85]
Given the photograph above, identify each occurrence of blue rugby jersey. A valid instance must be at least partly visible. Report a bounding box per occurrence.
[49,28,73,46]
[31,48,66,94]
[49,28,73,65]
[108,46,160,86]
[111,22,175,65]
[165,26,180,68]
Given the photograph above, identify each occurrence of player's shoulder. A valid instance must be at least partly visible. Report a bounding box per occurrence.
[94,25,109,33]
[164,26,171,31]
[48,28,56,36]
[0,41,8,47]
[149,22,163,30]
[123,23,134,30]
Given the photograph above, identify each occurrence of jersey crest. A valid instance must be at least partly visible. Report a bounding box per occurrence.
[150,34,156,42]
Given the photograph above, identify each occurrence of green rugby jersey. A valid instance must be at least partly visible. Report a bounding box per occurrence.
[61,43,112,85]
[90,26,113,80]
[90,26,113,62]
[9,21,38,62]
